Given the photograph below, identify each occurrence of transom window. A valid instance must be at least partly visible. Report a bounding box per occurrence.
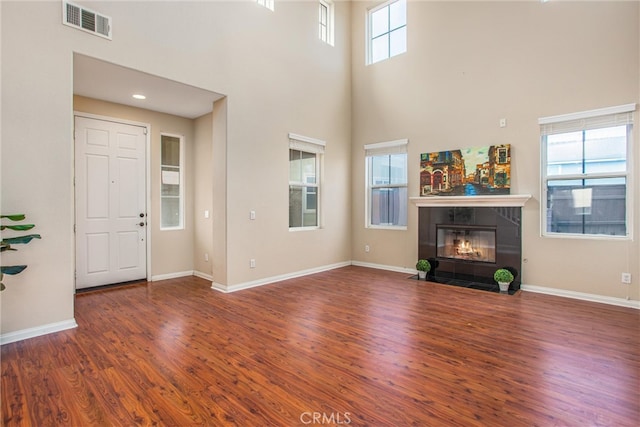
[367,0,407,65]
[257,0,274,11]
[319,0,335,46]
[365,139,408,228]
[539,104,635,238]
[289,133,325,230]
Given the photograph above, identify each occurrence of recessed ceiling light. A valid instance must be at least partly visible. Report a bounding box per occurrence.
[132,94,146,100]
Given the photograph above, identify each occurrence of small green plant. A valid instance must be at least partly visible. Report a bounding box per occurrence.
[1,214,41,291]
[494,268,514,283]
[416,259,431,272]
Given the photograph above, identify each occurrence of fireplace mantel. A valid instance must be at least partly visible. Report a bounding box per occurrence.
[410,194,531,208]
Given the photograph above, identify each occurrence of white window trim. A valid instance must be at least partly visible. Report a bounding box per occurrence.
[289,133,325,231]
[256,0,274,12]
[319,0,335,46]
[365,138,408,230]
[539,103,636,240]
[160,133,185,231]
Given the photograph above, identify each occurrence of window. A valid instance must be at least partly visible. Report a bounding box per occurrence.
[319,0,334,46]
[365,139,408,228]
[539,104,635,238]
[161,134,184,230]
[367,0,407,65]
[289,133,325,229]
[257,0,274,11]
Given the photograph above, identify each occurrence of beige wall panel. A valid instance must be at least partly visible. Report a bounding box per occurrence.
[193,112,214,277]
[351,1,639,300]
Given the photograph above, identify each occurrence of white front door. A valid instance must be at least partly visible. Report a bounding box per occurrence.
[75,116,147,289]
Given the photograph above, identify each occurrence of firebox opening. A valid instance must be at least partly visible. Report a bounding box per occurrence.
[436,225,496,263]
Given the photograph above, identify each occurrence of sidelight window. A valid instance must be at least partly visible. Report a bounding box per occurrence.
[161,134,184,230]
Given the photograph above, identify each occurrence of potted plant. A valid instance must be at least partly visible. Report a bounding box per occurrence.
[1,214,41,291]
[494,268,514,293]
[416,259,431,280]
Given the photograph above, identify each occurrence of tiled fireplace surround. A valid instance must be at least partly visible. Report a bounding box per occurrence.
[412,195,531,292]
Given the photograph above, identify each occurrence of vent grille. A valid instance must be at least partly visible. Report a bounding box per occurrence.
[63,1,112,40]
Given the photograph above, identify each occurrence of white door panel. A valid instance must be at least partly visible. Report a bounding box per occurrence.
[76,116,147,289]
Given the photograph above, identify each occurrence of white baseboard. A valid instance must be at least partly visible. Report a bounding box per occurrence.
[150,270,194,281]
[521,284,640,309]
[211,261,352,293]
[351,260,417,275]
[1,319,78,345]
[193,270,213,281]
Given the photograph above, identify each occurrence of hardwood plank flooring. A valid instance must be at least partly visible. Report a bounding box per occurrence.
[2,266,639,426]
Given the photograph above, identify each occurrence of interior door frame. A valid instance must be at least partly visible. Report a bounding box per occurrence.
[73,111,152,287]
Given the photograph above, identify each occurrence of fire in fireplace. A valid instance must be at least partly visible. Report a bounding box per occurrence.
[436,225,496,263]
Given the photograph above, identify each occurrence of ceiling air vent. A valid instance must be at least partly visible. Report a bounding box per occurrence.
[62,1,112,40]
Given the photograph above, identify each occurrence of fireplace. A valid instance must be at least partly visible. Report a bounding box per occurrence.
[436,225,496,263]
[418,205,523,292]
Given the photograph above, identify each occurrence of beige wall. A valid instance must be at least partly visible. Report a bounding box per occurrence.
[351,1,639,300]
[1,1,352,335]
[1,0,637,338]
[193,112,214,277]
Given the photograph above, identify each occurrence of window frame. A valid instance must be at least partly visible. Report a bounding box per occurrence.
[256,0,274,12]
[319,0,335,46]
[365,139,409,230]
[366,0,407,65]
[539,103,636,240]
[289,133,325,231]
[160,133,185,231]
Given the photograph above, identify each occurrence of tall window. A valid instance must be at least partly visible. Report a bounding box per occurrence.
[367,0,407,65]
[161,134,184,230]
[365,139,408,228]
[540,104,635,238]
[319,0,334,46]
[289,133,325,229]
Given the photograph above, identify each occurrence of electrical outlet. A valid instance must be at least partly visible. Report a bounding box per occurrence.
[204,253,209,262]
[250,259,256,268]
[365,245,370,253]
[621,273,631,284]
[250,210,256,220]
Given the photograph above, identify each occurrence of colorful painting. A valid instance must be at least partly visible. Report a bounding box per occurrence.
[420,144,511,196]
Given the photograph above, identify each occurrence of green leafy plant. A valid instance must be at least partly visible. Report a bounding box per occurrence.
[416,259,431,272]
[494,268,514,284]
[1,214,41,291]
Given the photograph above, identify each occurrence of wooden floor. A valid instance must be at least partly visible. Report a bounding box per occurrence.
[2,266,639,426]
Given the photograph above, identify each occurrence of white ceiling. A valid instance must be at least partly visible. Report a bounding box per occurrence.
[73,54,224,119]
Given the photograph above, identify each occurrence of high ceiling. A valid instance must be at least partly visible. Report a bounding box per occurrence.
[73,54,224,119]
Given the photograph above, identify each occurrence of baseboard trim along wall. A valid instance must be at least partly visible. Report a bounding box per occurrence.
[353,261,640,310]
[350,260,417,275]
[521,284,640,310]
[211,261,352,293]
[150,271,194,281]
[0,319,78,345]
[193,270,214,281]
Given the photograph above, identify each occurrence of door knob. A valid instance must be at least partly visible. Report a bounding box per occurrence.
[139,213,145,218]
[139,222,145,227]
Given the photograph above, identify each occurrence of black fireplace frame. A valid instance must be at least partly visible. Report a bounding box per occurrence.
[419,206,522,291]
